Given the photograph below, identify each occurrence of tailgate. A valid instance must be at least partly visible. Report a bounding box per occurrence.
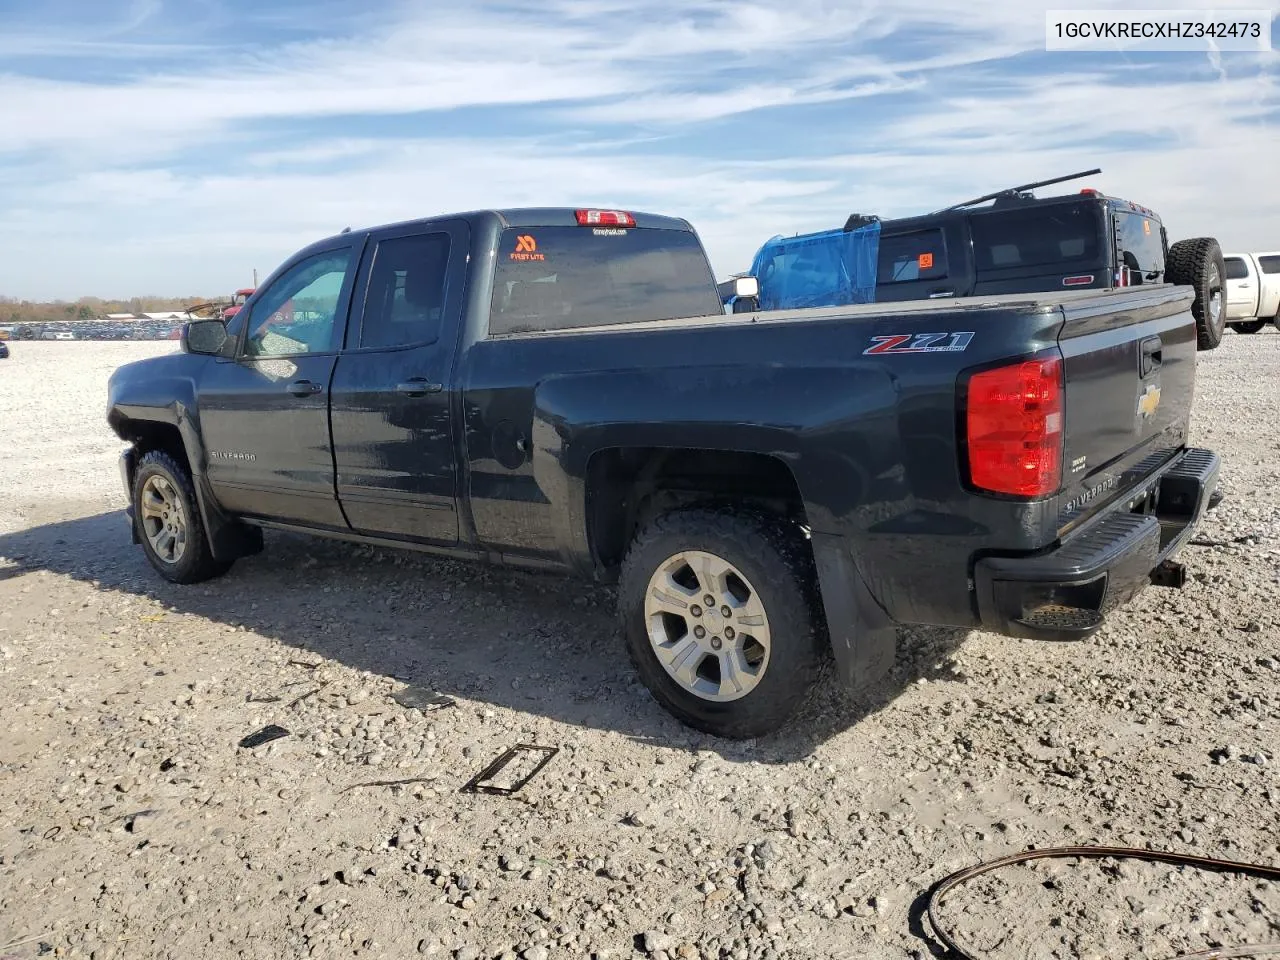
[1056,286,1196,532]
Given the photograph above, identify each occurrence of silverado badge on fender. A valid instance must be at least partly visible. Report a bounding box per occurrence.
[1137,383,1162,419]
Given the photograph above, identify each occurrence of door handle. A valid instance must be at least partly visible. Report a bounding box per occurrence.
[396,378,443,397]
[287,379,322,397]
[1139,336,1163,377]
[928,290,955,298]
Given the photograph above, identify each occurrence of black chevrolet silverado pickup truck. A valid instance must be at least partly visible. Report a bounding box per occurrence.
[107,207,1221,738]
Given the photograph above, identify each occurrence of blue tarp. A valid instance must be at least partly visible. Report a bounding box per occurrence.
[748,221,881,311]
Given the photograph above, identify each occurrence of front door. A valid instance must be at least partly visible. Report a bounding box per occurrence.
[329,220,469,543]
[199,243,360,528]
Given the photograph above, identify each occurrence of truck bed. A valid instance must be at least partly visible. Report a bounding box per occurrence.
[487,286,1183,338]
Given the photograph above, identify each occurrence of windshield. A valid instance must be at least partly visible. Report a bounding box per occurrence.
[489,227,721,336]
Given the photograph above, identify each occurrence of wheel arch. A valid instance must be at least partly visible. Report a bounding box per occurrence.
[582,445,808,577]
[112,411,260,563]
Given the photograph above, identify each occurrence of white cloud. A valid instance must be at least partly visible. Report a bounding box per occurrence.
[0,0,1054,156]
[1,0,1278,298]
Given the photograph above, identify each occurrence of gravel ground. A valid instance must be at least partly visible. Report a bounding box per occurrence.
[0,337,1278,960]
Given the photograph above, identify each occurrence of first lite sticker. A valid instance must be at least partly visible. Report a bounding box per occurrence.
[510,235,546,262]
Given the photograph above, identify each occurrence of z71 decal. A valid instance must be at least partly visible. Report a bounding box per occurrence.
[863,332,975,355]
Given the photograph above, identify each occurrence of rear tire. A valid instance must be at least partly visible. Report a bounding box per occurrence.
[1165,237,1226,350]
[619,507,828,739]
[1229,320,1266,335]
[132,450,233,584]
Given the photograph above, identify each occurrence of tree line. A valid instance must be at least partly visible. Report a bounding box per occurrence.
[1,295,213,326]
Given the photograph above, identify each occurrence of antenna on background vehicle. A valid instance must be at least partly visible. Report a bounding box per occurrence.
[931,168,1103,215]
[252,268,258,286]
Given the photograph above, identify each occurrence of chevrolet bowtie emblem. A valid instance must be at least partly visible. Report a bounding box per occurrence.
[1137,383,1162,419]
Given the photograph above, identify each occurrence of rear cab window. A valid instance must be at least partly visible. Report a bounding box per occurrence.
[969,201,1106,277]
[488,227,721,336]
[1224,257,1250,280]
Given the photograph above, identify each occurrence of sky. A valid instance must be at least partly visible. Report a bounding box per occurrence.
[1,0,1278,301]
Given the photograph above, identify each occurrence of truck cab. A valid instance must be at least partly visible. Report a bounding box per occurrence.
[1223,252,1280,334]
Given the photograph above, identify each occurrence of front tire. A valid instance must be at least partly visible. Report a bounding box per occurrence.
[1229,320,1266,335]
[132,450,233,584]
[1166,237,1226,350]
[619,507,828,739]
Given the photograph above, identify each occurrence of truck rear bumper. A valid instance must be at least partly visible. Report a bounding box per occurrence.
[973,447,1220,642]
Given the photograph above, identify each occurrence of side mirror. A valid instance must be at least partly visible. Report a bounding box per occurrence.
[183,319,228,356]
[717,275,760,304]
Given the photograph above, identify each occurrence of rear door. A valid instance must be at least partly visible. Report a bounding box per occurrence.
[328,220,470,543]
[873,224,965,302]
[1224,255,1257,319]
[1055,286,1196,532]
[1257,254,1280,318]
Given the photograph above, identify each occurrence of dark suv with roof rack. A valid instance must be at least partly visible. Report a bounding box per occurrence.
[748,170,1228,350]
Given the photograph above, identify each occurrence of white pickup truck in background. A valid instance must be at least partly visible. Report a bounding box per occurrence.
[1225,251,1280,334]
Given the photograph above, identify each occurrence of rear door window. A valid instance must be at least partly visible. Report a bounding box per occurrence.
[358,232,452,348]
[969,201,1105,275]
[1258,255,1280,274]
[489,227,721,335]
[877,230,947,283]
[1224,257,1250,280]
[1114,211,1165,284]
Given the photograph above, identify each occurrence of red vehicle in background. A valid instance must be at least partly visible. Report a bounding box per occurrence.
[184,288,257,326]
[222,288,255,320]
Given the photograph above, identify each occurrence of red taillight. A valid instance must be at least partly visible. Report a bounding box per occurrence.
[965,356,1064,498]
[1080,188,1100,196]
[575,209,635,227]
[1062,274,1094,286]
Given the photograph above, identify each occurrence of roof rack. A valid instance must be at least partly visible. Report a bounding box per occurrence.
[929,168,1103,215]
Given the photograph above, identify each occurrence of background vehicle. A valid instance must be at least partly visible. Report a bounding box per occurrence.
[186,287,257,324]
[0,341,9,359]
[1223,251,1280,334]
[107,207,1219,738]
[747,170,1229,350]
[222,287,255,321]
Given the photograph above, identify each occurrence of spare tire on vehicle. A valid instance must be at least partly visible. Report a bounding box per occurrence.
[1165,237,1226,350]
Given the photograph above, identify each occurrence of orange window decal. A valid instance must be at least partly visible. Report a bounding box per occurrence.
[918,252,934,269]
[1143,220,1151,235]
[509,235,546,262]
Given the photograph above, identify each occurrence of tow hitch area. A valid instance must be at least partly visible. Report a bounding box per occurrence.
[1150,559,1187,588]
